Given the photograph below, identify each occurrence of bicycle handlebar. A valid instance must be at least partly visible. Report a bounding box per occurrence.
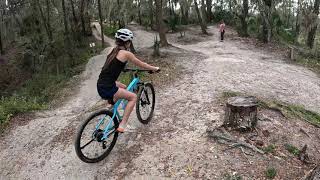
[123,68,161,74]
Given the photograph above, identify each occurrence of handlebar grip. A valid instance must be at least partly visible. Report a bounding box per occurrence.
[148,69,161,74]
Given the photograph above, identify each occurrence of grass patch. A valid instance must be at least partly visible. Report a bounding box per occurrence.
[0,96,46,131]
[223,172,243,180]
[265,102,320,127]
[295,56,320,74]
[221,91,320,127]
[222,91,242,99]
[263,144,276,153]
[284,143,300,156]
[265,167,277,179]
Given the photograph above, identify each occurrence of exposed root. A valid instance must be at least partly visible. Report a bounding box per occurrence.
[207,127,265,154]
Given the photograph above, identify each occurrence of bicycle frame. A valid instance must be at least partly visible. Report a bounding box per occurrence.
[97,76,141,140]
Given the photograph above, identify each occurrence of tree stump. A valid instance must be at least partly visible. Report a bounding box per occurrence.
[224,96,258,131]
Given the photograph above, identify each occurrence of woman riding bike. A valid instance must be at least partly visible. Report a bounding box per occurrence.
[97,28,159,133]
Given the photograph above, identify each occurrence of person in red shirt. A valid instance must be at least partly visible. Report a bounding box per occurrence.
[219,20,225,42]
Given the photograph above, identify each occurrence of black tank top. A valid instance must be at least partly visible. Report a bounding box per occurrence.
[97,58,127,88]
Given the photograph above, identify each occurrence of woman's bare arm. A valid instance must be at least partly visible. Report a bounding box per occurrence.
[125,51,159,71]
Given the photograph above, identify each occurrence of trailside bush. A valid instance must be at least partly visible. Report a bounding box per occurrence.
[212,7,236,25]
[167,15,179,32]
[0,96,45,125]
[0,37,94,129]
[104,25,118,38]
[248,16,259,35]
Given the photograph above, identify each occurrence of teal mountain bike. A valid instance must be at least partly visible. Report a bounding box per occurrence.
[74,68,157,163]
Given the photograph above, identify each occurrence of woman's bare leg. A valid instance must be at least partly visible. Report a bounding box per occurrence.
[105,82,126,107]
[116,81,127,89]
[112,88,137,131]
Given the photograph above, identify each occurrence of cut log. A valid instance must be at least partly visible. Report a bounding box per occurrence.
[224,96,258,131]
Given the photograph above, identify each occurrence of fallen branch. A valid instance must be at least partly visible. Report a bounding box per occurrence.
[299,128,311,138]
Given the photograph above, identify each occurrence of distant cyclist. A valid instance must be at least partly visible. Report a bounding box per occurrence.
[97,29,159,133]
[219,20,225,42]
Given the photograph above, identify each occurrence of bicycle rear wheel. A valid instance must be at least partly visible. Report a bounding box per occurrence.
[75,110,119,163]
[136,83,155,124]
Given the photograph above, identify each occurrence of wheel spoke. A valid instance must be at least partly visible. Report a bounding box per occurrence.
[143,89,151,105]
[80,138,95,149]
[107,129,116,138]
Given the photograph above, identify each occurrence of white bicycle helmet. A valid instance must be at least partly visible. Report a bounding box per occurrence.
[115,28,134,41]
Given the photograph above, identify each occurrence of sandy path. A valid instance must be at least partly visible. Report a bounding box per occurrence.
[0,25,319,179]
[91,22,116,47]
[174,26,320,113]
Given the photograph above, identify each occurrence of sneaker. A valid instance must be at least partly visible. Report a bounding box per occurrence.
[116,127,125,133]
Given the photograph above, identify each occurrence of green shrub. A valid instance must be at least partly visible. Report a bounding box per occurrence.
[223,172,242,180]
[167,15,179,32]
[247,17,259,35]
[263,144,276,153]
[265,167,277,179]
[212,7,236,25]
[104,25,118,37]
[0,39,94,129]
[284,144,300,156]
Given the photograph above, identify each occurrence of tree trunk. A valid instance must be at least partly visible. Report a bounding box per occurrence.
[98,0,105,47]
[194,0,208,34]
[0,22,3,55]
[295,0,301,42]
[200,0,207,24]
[80,0,86,36]
[155,0,169,46]
[206,0,212,22]
[138,0,142,25]
[258,0,272,43]
[45,0,53,40]
[180,5,185,24]
[168,0,172,15]
[171,0,175,16]
[61,0,69,35]
[148,0,154,29]
[70,0,78,29]
[0,9,3,55]
[37,0,52,41]
[240,0,249,37]
[117,0,125,28]
[224,96,258,131]
[306,0,320,49]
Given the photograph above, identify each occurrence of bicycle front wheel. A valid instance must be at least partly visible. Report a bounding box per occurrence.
[74,110,119,163]
[136,83,155,124]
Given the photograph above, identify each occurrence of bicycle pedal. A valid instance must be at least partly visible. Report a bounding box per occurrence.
[102,142,107,149]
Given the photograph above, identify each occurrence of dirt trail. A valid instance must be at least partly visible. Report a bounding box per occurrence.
[91,22,115,47]
[1,25,320,179]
